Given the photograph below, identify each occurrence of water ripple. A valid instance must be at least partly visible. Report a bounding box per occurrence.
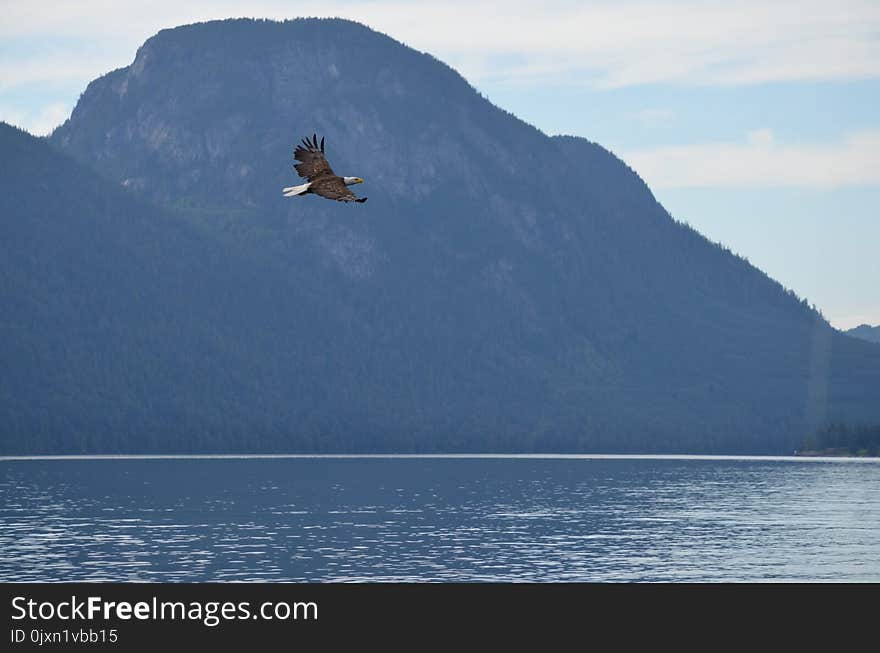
[1,457,879,581]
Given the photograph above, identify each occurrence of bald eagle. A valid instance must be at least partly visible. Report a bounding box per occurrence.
[282,134,367,203]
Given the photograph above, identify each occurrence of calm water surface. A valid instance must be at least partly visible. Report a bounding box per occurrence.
[1,456,879,582]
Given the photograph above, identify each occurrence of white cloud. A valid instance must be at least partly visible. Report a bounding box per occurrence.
[28,102,73,136]
[1,0,879,89]
[2,1,879,135]
[622,129,880,189]
[0,53,119,92]
[0,101,72,136]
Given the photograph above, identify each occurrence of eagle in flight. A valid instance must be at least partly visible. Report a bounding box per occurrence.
[283,134,367,203]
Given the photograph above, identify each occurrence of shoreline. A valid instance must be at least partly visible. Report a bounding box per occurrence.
[1,452,879,462]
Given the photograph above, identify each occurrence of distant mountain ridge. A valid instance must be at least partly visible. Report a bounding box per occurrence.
[2,18,878,454]
[846,324,880,344]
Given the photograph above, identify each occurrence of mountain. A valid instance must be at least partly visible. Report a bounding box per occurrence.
[1,121,344,453]
[4,18,879,454]
[846,324,880,345]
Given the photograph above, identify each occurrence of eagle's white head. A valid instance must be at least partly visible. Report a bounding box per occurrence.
[343,176,364,186]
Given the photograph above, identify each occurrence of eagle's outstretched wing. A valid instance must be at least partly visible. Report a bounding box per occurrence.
[293,134,334,181]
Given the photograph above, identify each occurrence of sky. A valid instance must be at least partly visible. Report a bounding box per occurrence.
[2,0,878,328]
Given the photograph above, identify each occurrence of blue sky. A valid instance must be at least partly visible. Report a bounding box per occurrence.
[2,0,878,328]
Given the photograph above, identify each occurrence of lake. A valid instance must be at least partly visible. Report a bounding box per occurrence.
[1,455,878,582]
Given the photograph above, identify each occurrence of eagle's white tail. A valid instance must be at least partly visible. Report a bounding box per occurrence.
[282,182,311,197]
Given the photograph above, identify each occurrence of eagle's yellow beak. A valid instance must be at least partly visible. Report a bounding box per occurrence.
[355,178,364,184]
